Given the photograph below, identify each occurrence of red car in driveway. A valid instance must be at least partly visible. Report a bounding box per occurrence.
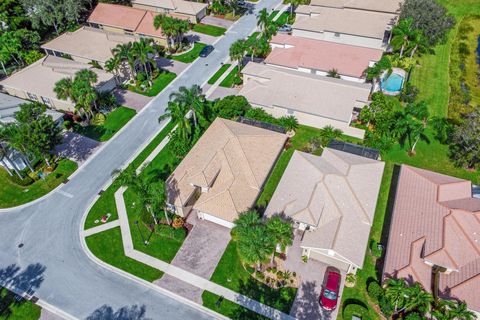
[320,268,341,310]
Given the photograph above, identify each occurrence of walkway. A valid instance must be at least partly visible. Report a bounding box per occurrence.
[114,187,294,320]
[82,220,120,237]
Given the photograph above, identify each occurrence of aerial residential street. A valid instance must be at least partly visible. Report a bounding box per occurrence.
[0,0,282,318]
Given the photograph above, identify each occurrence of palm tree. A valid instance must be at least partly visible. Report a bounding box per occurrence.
[394,110,427,155]
[132,38,156,84]
[105,55,122,83]
[237,225,275,270]
[232,210,262,239]
[257,8,270,34]
[385,278,408,313]
[365,56,392,86]
[278,116,299,132]
[391,18,415,58]
[112,42,135,79]
[447,301,476,320]
[154,15,189,50]
[229,39,246,76]
[407,28,428,58]
[158,101,192,141]
[54,78,75,102]
[316,125,343,149]
[169,85,207,129]
[327,69,340,78]
[266,216,293,263]
[405,101,430,127]
[403,283,433,314]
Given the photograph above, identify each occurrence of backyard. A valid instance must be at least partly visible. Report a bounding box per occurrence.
[73,107,136,142]
[0,159,78,208]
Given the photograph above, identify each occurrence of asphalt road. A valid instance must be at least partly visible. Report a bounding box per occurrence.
[0,1,281,318]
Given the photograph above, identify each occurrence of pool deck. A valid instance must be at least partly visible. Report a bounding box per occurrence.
[381,67,406,96]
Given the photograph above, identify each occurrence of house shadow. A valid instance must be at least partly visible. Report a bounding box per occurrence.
[290,281,332,320]
[0,263,47,318]
[86,304,151,320]
[155,57,175,70]
[184,34,201,43]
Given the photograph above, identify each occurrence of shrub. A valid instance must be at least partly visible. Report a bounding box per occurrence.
[367,281,383,301]
[379,296,393,317]
[136,72,147,81]
[343,303,369,320]
[172,216,184,229]
[7,172,34,186]
[399,83,419,103]
[156,224,187,240]
[245,265,255,274]
[370,240,383,258]
[140,208,155,226]
[405,312,422,320]
[63,120,72,130]
[255,271,265,280]
[213,95,251,120]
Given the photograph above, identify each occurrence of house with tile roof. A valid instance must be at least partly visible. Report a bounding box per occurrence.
[265,149,385,273]
[166,118,287,228]
[267,34,383,83]
[383,165,480,312]
[309,0,403,14]
[132,0,207,23]
[87,3,168,46]
[239,62,371,139]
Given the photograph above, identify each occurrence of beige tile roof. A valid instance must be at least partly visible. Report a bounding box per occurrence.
[293,6,397,39]
[239,62,371,123]
[309,0,403,14]
[41,27,135,63]
[0,56,114,103]
[383,165,480,311]
[268,34,383,78]
[167,118,287,223]
[133,0,207,15]
[265,149,385,267]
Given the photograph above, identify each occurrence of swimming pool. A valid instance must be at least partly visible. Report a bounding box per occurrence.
[381,73,405,94]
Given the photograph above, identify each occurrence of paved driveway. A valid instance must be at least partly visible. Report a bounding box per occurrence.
[156,219,231,303]
[156,57,189,74]
[54,132,101,164]
[113,89,152,112]
[186,31,217,45]
[285,232,345,320]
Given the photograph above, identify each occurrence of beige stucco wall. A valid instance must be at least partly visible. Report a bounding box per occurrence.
[1,86,75,112]
[307,248,353,273]
[292,28,385,50]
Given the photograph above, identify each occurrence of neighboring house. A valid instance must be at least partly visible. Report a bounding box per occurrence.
[292,5,397,49]
[166,117,287,229]
[308,0,402,14]
[87,3,168,46]
[41,27,135,67]
[265,149,385,274]
[239,62,371,139]
[132,0,207,23]
[267,34,383,83]
[0,56,116,111]
[383,165,480,312]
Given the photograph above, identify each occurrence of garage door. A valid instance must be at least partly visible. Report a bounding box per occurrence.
[201,212,235,229]
[309,250,350,273]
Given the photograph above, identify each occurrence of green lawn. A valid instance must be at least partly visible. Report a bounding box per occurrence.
[128,72,176,97]
[192,24,226,37]
[207,64,231,85]
[202,291,269,319]
[0,159,78,209]
[84,121,176,230]
[0,287,41,320]
[85,227,163,282]
[219,67,242,88]
[169,42,207,63]
[74,107,136,142]
[209,241,297,314]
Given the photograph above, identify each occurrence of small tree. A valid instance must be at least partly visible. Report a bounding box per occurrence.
[213,95,251,119]
[153,14,189,50]
[450,110,480,169]
[159,101,192,141]
[229,39,246,76]
[278,115,299,132]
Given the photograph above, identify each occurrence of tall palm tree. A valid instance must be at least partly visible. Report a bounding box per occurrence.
[112,42,135,79]
[75,69,98,86]
[229,39,246,76]
[158,101,192,141]
[169,85,207,128]
[54,78,75,102]
[237,225,274,270]
[407,29,427,58]
[447,301,476,320]
[394,111,426,155]
[385,278,408,313]
[232,210,262,239]
[154,15,189,50]
[391,18,414,58]
[266,216,293,263]
[257,8,270,34]
[403,283,433,314]
[365,56,392,86]
[105,55,122,83]
[132,38,156,84]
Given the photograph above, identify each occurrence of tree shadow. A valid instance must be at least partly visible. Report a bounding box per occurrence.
[289,281,333,320]
[86,304,151,320]
[0,263,46,318]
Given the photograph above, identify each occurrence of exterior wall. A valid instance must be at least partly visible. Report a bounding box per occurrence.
[307,248,353,273]
[265,63,366,83]
[198,211,235,228]
[0,86,74,111]
[251,103,365,139]
[132,3,202,23]
[136,34,168,47]
[101,25,133,35]
[292,28,384,49]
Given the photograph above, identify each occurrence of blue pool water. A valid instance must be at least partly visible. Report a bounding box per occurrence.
[382,73,405,93]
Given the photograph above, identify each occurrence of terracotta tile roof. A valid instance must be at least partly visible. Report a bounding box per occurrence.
[267,34,383,78]
[135,10,165,38]
[265,149,385,268]
[383,165,480,311]
[167,118,287,223]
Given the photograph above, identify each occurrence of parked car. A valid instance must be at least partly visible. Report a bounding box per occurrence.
[199,45,214,58]
[277,24,292,34]
[319,268,341,310]
[237,0,246,7]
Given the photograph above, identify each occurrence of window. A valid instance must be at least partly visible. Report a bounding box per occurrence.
[334,32,340,37]
[286,109,295,115]
[41,96,52,106]
[27,92,38,101]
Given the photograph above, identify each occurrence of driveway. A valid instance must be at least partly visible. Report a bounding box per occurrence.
[285,232,345,320]
[201,16,234,29]
[54,132,101,164]
[186,31,217,45]
[155,219,231,303]
[156,57,189,74]
[113,89,152,112]
[206,86,239,100]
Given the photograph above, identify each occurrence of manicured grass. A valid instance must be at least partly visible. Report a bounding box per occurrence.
[0,287,41,320]
[202,291,268,319]
[0,159,78,209]
[169,42,207,63]
[128,72,176,97]
[219,67,242,88]
[192,23,226,37]
[74,107,136,142]
[207,64,231,85]
[210,241,297,314]
[85,227,163,282]
[84,121,176,230]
